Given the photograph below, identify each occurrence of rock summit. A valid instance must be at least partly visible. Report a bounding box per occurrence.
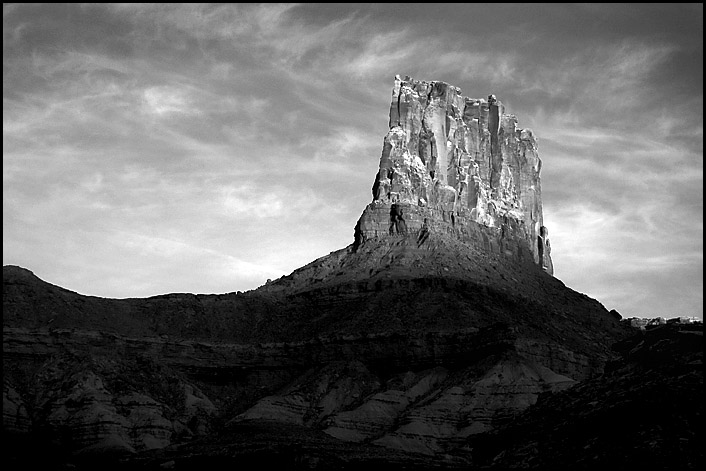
[356,75,553,274]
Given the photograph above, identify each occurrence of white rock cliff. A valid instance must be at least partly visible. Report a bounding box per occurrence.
[356,75,553,274]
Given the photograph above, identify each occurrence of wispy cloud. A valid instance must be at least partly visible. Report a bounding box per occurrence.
[548,202,702,317]
[514,40,678,122]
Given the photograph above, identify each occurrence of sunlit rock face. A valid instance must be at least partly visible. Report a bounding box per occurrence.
[356,75,553,274]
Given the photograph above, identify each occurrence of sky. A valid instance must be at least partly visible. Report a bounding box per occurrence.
[3,3,703,320]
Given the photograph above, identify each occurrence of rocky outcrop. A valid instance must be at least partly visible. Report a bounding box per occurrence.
[372,357,575,455]
[234,361,382,427]
[356,75,553,273]
[3,343,218,458]
[624,316,702,330]
[3,382,31,435]
[42,374,173,454]
[472,322,704,469]
[322,367,449,444]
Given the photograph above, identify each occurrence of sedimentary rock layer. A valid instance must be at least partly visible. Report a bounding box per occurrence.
[2,325,592,458]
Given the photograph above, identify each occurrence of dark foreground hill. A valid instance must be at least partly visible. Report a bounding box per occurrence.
[3,234,702,469]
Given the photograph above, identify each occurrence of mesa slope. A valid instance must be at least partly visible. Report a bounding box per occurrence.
[3,231,634,470]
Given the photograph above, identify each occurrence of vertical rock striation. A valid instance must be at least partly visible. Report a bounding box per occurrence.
[355,75,553,274]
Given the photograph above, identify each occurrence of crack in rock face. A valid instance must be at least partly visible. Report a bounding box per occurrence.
[357,75,553,274]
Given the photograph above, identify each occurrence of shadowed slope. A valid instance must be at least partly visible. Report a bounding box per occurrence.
[3,228,629,359]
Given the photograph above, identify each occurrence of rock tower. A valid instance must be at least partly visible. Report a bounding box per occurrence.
[355,75,553,274]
